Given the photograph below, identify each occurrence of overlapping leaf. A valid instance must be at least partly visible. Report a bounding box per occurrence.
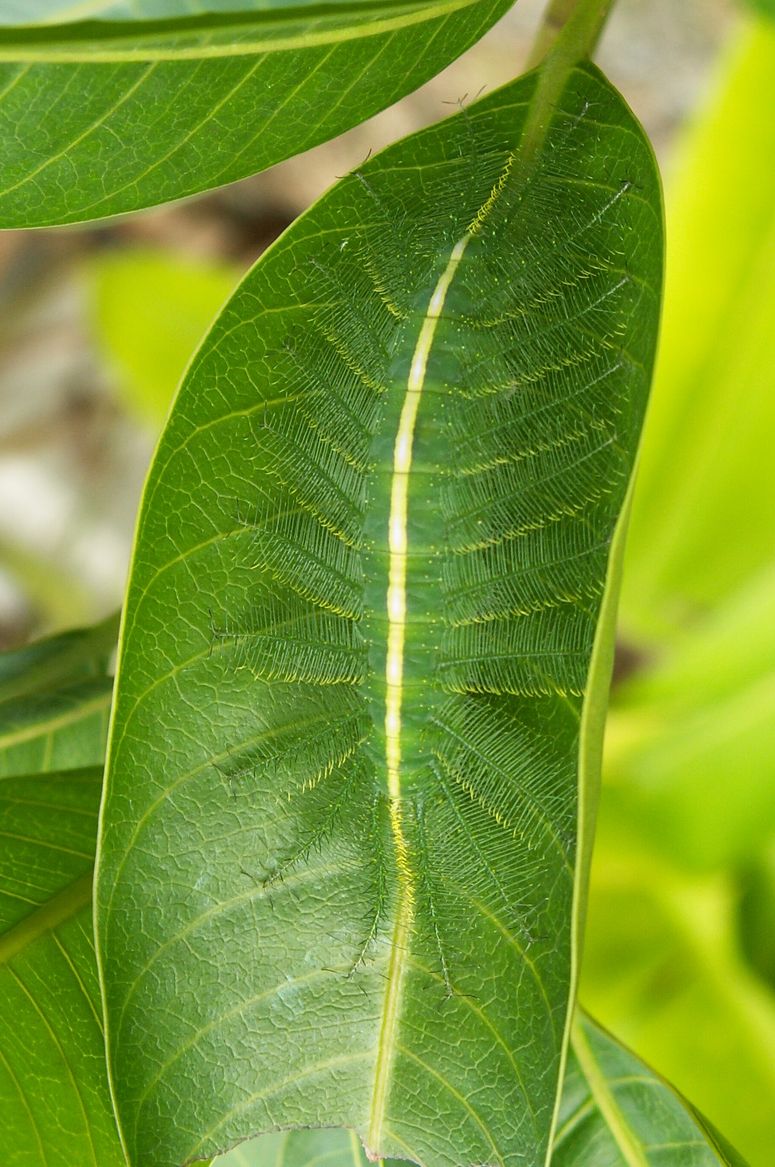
[97,53,662,1167]
[554,1013,749,1167]
[0,612,117,704]
[0,0,511,227]
[0,626,123,1167]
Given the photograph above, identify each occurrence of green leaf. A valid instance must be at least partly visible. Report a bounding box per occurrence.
[91,248,239,427]
[556,1012,750,1167]
[0,629,745,1167]
[0,0,512,228]
[0,677,112,778]
[214,1127,403,1167]
[0,619,115,778]
[5,0,430,21]
[0,612,118,703]
[0,770,107,1164]
[582,841,775,1166]
[214,1011,748,1166]
[97,54,662,1167]
[1,1,409,21]
[0,628,124,1167]
[620,18,775,639]
[738,837,775,991]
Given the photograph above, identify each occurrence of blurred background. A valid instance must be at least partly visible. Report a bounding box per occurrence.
[0,0,773,1163]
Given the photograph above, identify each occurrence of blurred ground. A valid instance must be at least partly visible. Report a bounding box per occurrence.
[0,0,736,646]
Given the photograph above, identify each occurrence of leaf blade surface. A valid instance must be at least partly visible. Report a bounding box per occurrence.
[98,62,662,1167]
[0,628,123,1167]
[0,0,511,227]
[212,1011,749,1167]
[553,1013,749,1167]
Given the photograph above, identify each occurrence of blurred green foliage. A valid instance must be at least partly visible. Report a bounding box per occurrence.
[745,0,775,18]
[90,249,238,427]
[621,19,775,636]
[583,17,775,1167]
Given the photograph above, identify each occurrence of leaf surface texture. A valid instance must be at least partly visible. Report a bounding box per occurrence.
[97,62,662,1167]
[214,1012,749,1166]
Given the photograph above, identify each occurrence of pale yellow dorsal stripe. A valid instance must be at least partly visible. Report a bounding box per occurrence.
[367,234,470,1155]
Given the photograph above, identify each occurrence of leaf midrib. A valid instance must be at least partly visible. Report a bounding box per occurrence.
[570,1020,648,1167]
[366,51,600,1161]
[367,234,470,1156]
[0,870,93,965]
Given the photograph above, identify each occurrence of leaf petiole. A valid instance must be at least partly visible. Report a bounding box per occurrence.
[528,0,618,68]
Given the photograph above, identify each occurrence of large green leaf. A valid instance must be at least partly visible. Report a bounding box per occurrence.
[0,682,745,1167]
[215,1011,748,1166]
[2,660,750,1167]
[0,0,511,228]
[97,49,662,1167]
[0,628,123,1167]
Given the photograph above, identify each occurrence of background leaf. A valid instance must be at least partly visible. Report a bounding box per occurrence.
[0,613,117,704]
[4,0,410,22]
[0,627,123,1167]
[216,1128,402,1167]
[555,1012,748,1167]
[742,1,775,20]
[0,0,511,228]
[97,57,662,1167]
[582,842,775,1167]
[605,560,775,872]
[0,618,115,777]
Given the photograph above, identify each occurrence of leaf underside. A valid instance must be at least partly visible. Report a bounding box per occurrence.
[97,63,662,1167]
[0,0,510,227]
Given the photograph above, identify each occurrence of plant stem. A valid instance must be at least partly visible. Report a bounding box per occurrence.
[515,0,617,175]
[528,0,617,69]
